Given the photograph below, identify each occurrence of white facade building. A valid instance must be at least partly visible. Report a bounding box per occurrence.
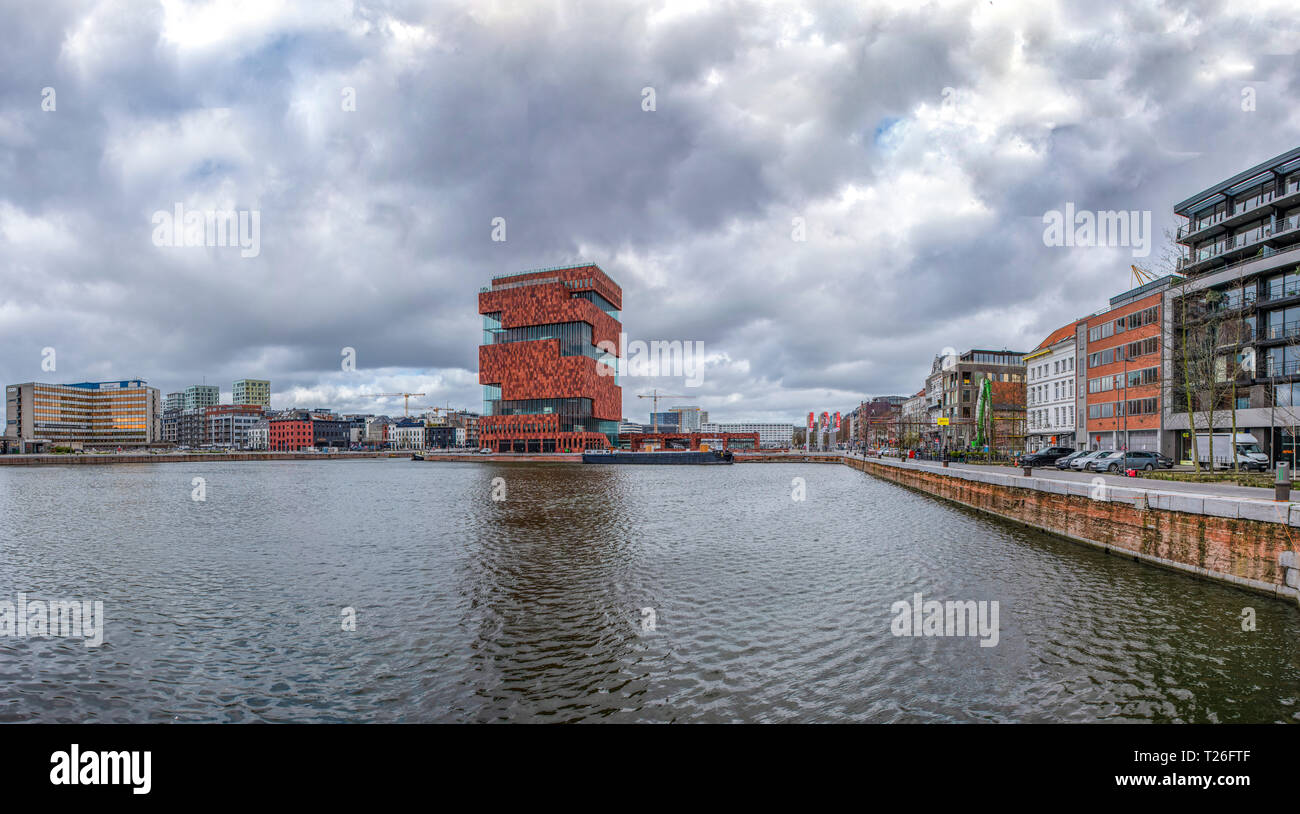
[1024,321,1080,452]
[246,422,269,451]
[700,422,794,449]
[394,424,425,451]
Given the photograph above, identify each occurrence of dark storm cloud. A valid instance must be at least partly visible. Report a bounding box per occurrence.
[1,0,1299,419]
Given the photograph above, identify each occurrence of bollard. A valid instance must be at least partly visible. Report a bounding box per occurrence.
[1276,462,1292,502]
[1022,465,1032,476]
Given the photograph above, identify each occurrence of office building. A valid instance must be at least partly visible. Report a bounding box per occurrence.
[699,422,794,449]
[1081,277,1176,453]
[5,380,161,450]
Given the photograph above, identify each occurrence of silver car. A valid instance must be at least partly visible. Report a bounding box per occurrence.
[1070,450,1110,471]
[1088,450,1128,472]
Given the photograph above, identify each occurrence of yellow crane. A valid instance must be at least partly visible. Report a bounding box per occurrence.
[413,404,459,424]
[637,390,690,433]
[367,392,426,417]
[1131,264,1158,287]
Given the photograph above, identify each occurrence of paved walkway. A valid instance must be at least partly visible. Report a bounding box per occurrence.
[850,453,1279,502]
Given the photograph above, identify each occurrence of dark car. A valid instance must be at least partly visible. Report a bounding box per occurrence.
[1021,446,1075,467]
[1054,450,1088,470]
[1119,450,1174,471]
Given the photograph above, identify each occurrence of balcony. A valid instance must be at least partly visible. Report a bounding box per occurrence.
[1177,181,1300,244]
[1263,319,1300,342]
[1178,215,1300,275]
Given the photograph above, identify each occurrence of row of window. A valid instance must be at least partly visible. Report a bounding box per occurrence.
[1028,356,1075,381]
[1028,377,1075,405]
[1086,305,1160,343]
[1088,337,1159,368]
[1087,398,1159,419]
[1028,405,1075,430]
[1086,366,1160,393]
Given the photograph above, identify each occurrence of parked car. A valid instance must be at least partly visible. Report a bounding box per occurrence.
[478,448,494,454]
[1021,446,1075,467]
[1054,450,1087,470]
[1121,450,1172,471]
[1071,450,1111,471]
[1088,450,1129,472]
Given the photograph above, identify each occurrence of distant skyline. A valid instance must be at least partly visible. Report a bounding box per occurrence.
[3,0,1300,423]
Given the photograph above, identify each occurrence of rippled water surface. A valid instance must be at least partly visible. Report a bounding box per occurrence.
[0,459,1297,723]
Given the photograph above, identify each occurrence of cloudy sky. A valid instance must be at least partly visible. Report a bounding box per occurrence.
[2,0,1299,423]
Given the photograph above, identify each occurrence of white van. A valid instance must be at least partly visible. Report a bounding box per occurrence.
[1193,433,1269,471]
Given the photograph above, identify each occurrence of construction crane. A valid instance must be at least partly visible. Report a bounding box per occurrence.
[1131,264,1159,288]
[366,392,426,417]
[637,390,690,433]
[414,404,458,424]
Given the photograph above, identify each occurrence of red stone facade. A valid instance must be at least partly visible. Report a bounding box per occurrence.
[478,264,623,451]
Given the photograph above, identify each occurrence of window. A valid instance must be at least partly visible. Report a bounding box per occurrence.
[1124,305,1159,329]
[1088,322,1114,342]
[1088,349,1116,368]
[1123,398,1158,416]
[1121,337,1159,360]
[1266,306,1300,340]
[1267,270,1300,300]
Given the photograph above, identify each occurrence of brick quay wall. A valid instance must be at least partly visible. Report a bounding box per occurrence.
[847,456,1300,606]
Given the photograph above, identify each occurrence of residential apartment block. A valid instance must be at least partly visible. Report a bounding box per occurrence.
[1165,145,1300,464]
[233,379,271,407]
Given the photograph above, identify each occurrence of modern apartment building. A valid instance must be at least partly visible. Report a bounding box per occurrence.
[929,349,1028,451]
[699,422,794,449]
[1081,277,1176,452]
[233,379,271,407]
[478,263,623,452]
[1024,320,1082,452]
[206,404,265,448]
[649,411,681,432]
[1166,145,1300,464]
[667,406,706,431]
[183,385,220,412]
[5,380,161,450]
[164,392,184,412]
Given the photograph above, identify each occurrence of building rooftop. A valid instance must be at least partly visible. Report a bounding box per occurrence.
[1107,273,1182,308]
[1030,318,1086,353]
[1174,145,1300,215]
